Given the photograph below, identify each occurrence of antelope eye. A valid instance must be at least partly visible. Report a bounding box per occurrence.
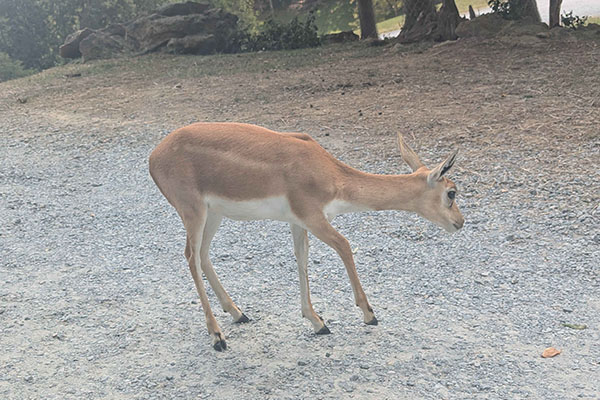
[447,190,456,200]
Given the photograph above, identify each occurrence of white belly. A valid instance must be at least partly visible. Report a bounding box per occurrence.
[206,195,301,223]
[323,199,372,220]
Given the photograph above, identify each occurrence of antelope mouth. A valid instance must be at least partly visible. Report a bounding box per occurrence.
[452,220,464,231]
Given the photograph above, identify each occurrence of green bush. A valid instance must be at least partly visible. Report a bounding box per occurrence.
[245,13,320,52]
[0,52,34,82]
[488,0,522,20]
[561,11,588,29]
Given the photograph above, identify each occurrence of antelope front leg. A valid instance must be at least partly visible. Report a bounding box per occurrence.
[200,212,249,323]
[183,204,227,351]
[290,224,330,335]
[305,216,377,326]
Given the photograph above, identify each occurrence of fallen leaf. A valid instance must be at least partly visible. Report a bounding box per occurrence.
[562,323,587,330]
[542,347,561,358]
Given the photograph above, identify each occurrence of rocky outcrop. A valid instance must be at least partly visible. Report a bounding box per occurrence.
[79,30,131,62]
[321,31,359,44]
[166,33,217,54]
[456,14,549,39]
[60,1,239,61]
[454,13,600,45]
[156,1,210,16]
[59,28,94,58]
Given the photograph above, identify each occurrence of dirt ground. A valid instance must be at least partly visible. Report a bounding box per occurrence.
[1,35,599,399]
[2,35,599,162]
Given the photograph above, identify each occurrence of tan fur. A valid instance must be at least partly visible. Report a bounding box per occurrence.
[149,122,464,350]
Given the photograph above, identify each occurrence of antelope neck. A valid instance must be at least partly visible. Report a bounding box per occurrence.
[339,169,422,213]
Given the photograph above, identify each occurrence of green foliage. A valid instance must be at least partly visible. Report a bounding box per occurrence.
[0,52,35,82]
[0,0,321,71]
[210,0,259,30]
[244,13,320,51]
[0,0,57,69]
[275,0,402,36]
[0,0,177,71]
[270,1,359,35]
[376,0,404,20]
[561,11,588,29]
[488,0,521,20]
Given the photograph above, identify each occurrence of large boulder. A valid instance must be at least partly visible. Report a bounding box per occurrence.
[157,1,210,17]
[127,14,211,53]
[59,28,94,58]
[79,31,131,62]
[455,13,510,39]
[127,9,238,54]
[576,23,600,40]
[321,31,359,44]
[500,19,549,37]
[456,13,556,46]
[166,33,217,54]
[59,1,240,61]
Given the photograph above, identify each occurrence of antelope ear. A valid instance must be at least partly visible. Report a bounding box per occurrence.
[397,134,424,172]
[427,150,458,186]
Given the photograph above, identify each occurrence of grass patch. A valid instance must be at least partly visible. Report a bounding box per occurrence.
[586,16,600,24]
[455,0,490,14]
[377,15,405,34]
[269,2,358,35]
[375,0,490,34]
[269,0,492,35]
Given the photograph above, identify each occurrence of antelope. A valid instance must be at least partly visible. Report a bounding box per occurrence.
[149,122,464,351]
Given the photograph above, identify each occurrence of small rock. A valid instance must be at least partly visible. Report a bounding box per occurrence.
[339,382,354,392]
[542,347,561,358]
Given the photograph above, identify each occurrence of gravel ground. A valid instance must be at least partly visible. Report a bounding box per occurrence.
[1,37,599,399]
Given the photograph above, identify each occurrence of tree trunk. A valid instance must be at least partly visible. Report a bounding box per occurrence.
[514,0,541,22]
[268,0,274,15]
[468,5,476,19]
[385,0,399,17]
[399,0,462,43]
[357,0,378,39]
[549,0,563,27]
[401,0,436,35]
[437,0,461,41]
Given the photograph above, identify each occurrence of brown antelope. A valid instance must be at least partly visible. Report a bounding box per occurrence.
[149,122,464,351]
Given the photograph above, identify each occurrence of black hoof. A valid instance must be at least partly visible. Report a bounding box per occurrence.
[366,316,378,326]
[316,325,331,335]
[235,313,250,323]
[213,339,227,351]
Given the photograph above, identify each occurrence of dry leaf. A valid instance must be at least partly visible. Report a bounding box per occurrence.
[562,323,587,330]
[541,347,561,358]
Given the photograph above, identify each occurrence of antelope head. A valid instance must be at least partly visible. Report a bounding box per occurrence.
[397,134,464,233]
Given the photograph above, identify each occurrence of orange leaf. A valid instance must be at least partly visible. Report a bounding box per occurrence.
[541,347,561,358]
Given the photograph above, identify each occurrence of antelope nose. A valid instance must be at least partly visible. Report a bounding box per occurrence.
[453,219,464,230]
